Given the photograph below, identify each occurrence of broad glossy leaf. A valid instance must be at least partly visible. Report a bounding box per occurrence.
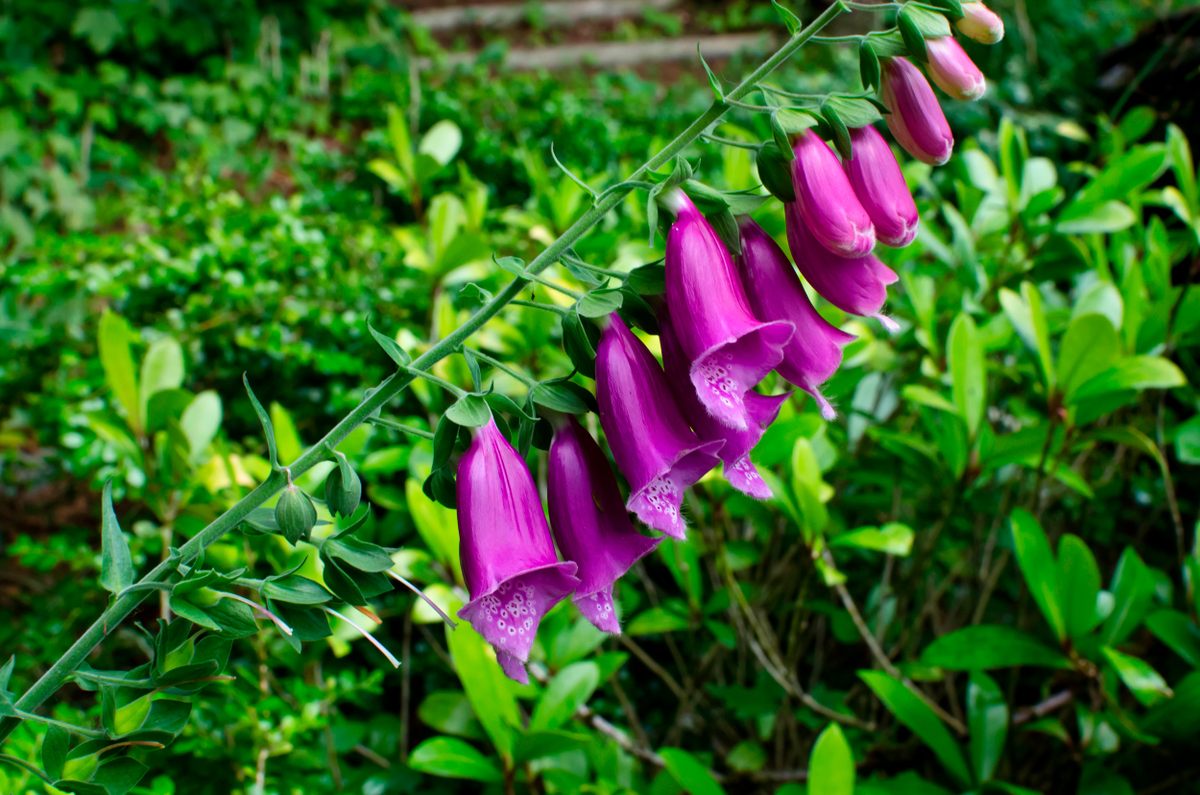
[1145,610,1200,666]
[1057,534,1102,639]
[659,747,726,795]
[859,671,970,785]
[967,671,1007,782]
[408,736,502,783]
[98,311,140,434]
[1072,356,1186,402]
[138,337,183,428]
[1009,509,1066,642]
[919,625,1069,670]
[808,723,854,795]
[948,313,986,438]
[1102,647,1172,707]
[530,661,600,732]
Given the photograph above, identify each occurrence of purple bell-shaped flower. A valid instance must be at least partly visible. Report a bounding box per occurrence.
[785,201,900,332]
[456,419,580,683]
[736,218,855,419]
[842,125,920,248]
[664,190,794,431]
[547,416,661,633]
[596,313,723,538]
[880,57,955,166]
[659,308,785,499]
[791,130,877,258]
[925,36,987,101]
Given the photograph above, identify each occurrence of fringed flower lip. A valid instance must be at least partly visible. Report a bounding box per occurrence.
[663,189,794,431]
[880,56,955,167]
[791,130,877,258]
[659,308,787,499]
[547,414,661,634]
[785,201,900,334]
[842,125,920,249]
[455,419,580,683]
[736,218,855,420]
[596,312,723,539]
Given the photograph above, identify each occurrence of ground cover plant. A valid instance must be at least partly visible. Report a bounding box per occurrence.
[2,1,1199,793]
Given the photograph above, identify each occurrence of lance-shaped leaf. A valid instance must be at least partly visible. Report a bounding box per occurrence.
[242,374,279,468]
[99,481,134,595]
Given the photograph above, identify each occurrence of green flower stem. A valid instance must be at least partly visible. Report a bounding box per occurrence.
[0,0,847,746]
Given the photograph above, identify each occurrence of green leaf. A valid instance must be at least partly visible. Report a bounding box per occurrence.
[445,394,491,428]
[242,375,278,468]
[1057,534,1103,639]
[367,319,411,367]
[138,337,183,428]
[72,8,124,54]
[831,523,914,556]
[659,747,726,795]
[1009,509,1066,642]
[262,574,332,605]
[808,723,854,795]
[901,3,953,36]
[967,671,1007,782]
[947,313,986,439]
[756,143,796,202]
[530,662,601,732]
[1071,145,1168,209]
[1101,548,1154,646]
[576,288,624,318]
[180,391,221,462]
[408,737,502,783]
[919,625,1070,670]
[859,671,970,785]
[513,730,591,764]
[418,691,484,740]
[697,46,723,100]
[998,283,1054,390]
[99,482,134,595]
[1056,200,1137,234]
[41,726,69,781]
[1167,123,1198,216]
[1072,356,1186,401]
[897,7,930,62]
[98,311,140,435]
[825,96,883,131]
[1145,610,1200,666]
[1101,647,1172,707]
[1057,314,1119,402]
[90,756,148,795]
[531,381,592,415]
[418,120,462,168]
[771,0,803,34]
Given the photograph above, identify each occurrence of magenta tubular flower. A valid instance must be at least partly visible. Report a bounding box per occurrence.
[664,190,794,431]
[880,57,954,166]
[925,36,987,101]
[791,130,877,258]
[456,419,580,683]
[659,310,785,498]
[786,201,900,332]
[736,218,855,419]
[596,312,723,538]
[547,416,661,633]
[957,2,1004,44]
[842,125,920,248]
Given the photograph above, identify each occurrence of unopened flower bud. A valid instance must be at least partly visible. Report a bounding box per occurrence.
[880,57,955,166]
[275,484,317,545]
[324,464,362,518]
[925,36,987,101]
[957,2,1004,45]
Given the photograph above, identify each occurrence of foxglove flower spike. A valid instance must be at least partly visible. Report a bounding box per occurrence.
[791,131,877,258]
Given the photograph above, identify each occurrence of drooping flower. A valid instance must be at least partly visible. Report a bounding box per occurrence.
[659,308,785,498]
[791,130,877,258]
[547,416,661,633]
[785,200,900,332]
[456,419,580,683]
[956,2,1004,45]
[736,218,855,418]
[596,312,723,538]
[664,190,794,431]
[842,125,920,248]
[880,57,954,166]
[925,36,987,101]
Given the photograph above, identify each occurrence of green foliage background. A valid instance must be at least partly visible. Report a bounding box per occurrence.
[2,1,1199,793]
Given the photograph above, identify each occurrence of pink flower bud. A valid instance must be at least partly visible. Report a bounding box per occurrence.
[925,36,986,101]
[791,130,876,258]
[843,126,919,248]
[957,2,1004,45]
[880,57,954,166]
